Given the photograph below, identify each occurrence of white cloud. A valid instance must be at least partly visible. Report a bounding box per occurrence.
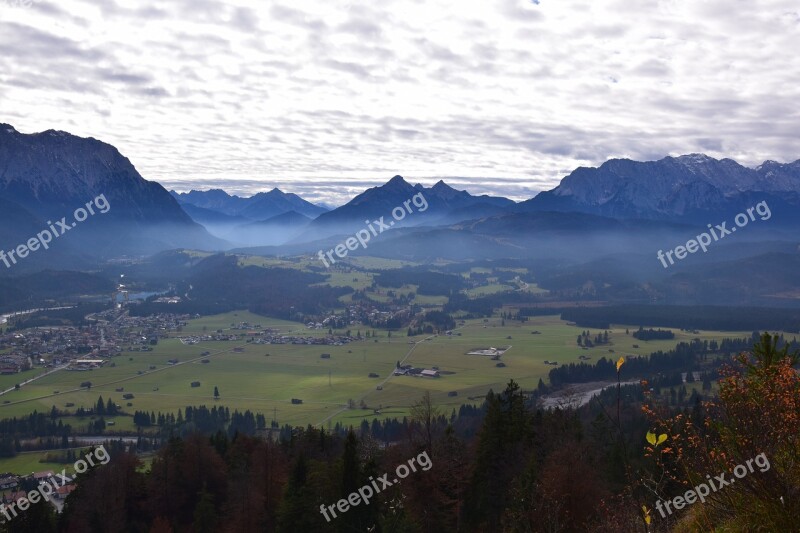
[0,0,798,204]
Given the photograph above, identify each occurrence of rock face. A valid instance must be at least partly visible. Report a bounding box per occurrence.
[519,154,800,222]
[0,124,222,259]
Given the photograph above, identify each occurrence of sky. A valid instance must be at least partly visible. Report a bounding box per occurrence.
[1,0,799,207]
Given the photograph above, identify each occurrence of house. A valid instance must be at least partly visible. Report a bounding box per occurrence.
[55,484,76,500]
[421,369,440,378]
[32,471,55,484]
[4,491,28,505]
[0,476,18,490]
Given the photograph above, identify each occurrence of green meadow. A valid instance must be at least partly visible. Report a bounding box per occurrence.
[0,311,758,434]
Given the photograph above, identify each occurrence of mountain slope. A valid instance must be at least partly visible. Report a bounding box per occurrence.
[519,154,800,223]
[298,176,514,241]
[0,124,223,258]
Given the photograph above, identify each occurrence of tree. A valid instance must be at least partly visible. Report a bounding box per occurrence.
[464,380,531,531]
[193,485,218,533]
[276,455,320,532]
[746,331,800,373]
[213,386,220,400]
[702,373,713,391]
[410,390,440,449]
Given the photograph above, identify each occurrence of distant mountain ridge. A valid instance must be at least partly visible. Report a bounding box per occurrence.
[520,154,800,222]
[297,175,515,241]
[171,188,328,221]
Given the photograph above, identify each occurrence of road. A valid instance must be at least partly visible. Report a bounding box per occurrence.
[0,364,71,397]
[0,343,247,408]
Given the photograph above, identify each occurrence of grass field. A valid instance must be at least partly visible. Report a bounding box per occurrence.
[0,453,69,477]
[0,308,766,474]
[0,312,759,429]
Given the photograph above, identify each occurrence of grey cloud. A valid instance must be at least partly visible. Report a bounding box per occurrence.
[322,59,372,79]
[498,1,543,22]
[0,22,105,61]
[230,7,259,32]
[269,4,327,31]
[632,59,672,77]
[336,18,382,37]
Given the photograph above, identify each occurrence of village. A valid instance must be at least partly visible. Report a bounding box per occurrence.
[0,304,399,382]
[0,469,76,514]
[0,310,190,377]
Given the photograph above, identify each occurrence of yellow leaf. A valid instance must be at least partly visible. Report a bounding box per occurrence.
[616,357,625,372]
[657,433,668,445]
[646,431,657,445]
[645,515,651,525]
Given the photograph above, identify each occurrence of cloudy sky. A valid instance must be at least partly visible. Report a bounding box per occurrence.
[1,0,798,206]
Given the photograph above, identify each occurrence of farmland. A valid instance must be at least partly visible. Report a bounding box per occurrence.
[0,310,756,434]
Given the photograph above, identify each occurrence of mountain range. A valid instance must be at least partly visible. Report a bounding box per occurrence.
[170,188,328,220]
[2,123,800,288]
[519,153,800,224]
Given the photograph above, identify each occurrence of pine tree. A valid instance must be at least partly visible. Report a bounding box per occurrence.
[464,380,531,530]
[276,455,321,532]
[193,485,218,533]
[748,331,800,373]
